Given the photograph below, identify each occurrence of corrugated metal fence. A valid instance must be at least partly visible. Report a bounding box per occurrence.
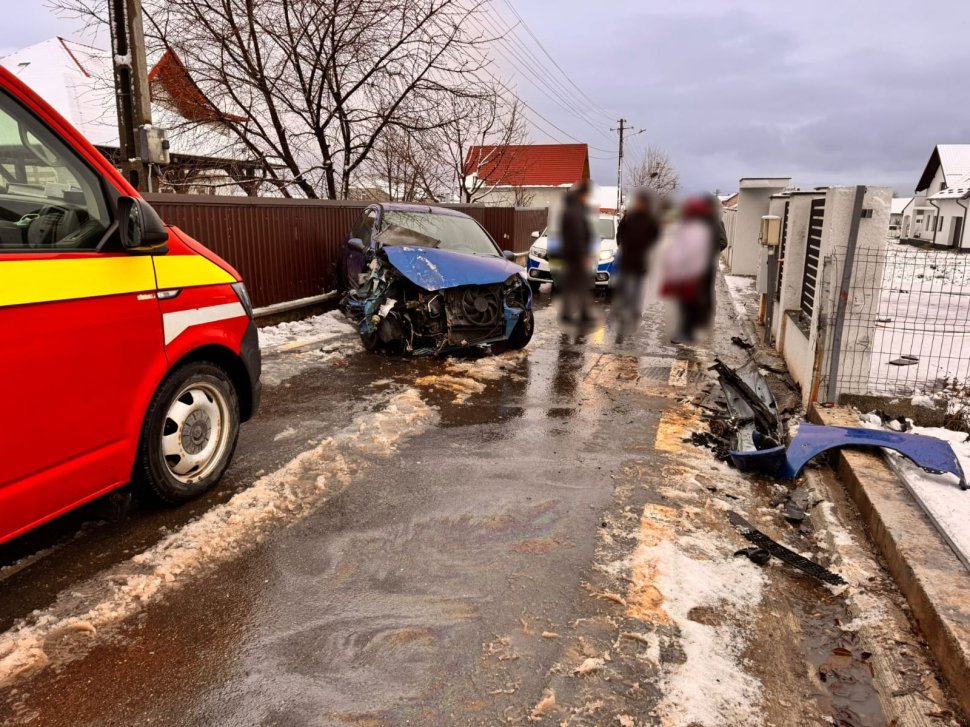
[144,194,547,308]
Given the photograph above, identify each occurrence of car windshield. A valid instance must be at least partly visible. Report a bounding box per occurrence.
[595,218,616,239]
[377,211,501,257]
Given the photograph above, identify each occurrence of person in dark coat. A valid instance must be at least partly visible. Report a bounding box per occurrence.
[558,180,594,322]
[615,189,661,326]
[697,193,727,328]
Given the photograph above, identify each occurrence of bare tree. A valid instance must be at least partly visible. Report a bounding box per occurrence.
[429,90,528,203]
[53,0,497,199]
[627,146,679,197]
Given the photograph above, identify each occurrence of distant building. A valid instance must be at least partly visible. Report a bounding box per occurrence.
[0,37,262,195]
[463,143,590,208]
[901,145,970,247]
[889,196,911,238]
[719,192,739,208]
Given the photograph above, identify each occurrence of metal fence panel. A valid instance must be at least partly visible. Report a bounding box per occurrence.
[836,243,970,397]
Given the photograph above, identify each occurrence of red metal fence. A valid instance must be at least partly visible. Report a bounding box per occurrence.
[144,194,547,308]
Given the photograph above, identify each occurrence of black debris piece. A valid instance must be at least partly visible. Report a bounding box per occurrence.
[685,431,732,461]
[727,511,846,586]
[782,485,811,523]
[734,547,771,566]
[888,356,919,367]
[731,335,755,350]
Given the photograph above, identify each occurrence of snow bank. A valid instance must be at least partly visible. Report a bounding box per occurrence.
[258,310,354,349]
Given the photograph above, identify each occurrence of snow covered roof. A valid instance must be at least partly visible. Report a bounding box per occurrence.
[929,175,970,201]
[916,144,970,192]
[0,37,253,163]
[891,196,912,214]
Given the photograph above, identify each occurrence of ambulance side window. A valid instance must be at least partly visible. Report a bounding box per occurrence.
[0,89,110,252]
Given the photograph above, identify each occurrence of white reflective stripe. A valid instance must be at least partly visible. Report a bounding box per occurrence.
[163,302,246,345]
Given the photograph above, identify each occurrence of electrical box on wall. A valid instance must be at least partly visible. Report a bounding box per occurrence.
[139,125,170,165]
[759,215,782,246]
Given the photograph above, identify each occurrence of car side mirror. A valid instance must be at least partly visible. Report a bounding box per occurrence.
[531,231,540,239]
[502,250,516,261]
[118,196,168,253]
[347,237,366,252]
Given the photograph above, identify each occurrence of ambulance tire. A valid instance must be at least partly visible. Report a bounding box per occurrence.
[135,361,241,505]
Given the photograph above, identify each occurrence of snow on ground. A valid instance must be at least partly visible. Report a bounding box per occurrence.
[887,426,970,572]
[861,413,970,573]
[258,310,354,349]
[258,311,359,386]
[0,388,437,689]
[723,273,757,322]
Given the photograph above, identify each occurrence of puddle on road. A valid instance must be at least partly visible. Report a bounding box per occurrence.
[796,589,889,727]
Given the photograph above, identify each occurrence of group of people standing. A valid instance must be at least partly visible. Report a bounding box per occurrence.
[556,180,726,343]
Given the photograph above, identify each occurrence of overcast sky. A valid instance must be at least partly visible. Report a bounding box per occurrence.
[4,0,969,196]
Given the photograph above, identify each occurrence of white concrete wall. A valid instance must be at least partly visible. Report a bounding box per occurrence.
[771,192,825,345]
[814,186,892,401]
[928,199,967,248]
[781,313,813,394]
[474,186,568,209]
[726,180,790,275]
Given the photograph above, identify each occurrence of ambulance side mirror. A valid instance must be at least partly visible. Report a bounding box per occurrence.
[118,196,143,249]
[118,196,169,252]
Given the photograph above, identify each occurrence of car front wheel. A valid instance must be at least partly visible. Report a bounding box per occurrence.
[135,362,240,504]
[508,310,535,349]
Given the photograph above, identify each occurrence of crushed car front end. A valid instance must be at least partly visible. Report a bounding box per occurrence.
[343,246,534,355]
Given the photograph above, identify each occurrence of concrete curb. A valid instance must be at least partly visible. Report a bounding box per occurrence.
[810,404,970,716]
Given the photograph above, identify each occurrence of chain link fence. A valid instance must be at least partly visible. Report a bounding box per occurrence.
[835,243,970,399]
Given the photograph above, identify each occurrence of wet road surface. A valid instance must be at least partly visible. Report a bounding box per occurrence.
[0,284,963,726]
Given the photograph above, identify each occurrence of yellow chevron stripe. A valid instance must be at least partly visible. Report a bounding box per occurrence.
[0,254,236,308]
[0,256,156,308]
[153,254,236,290]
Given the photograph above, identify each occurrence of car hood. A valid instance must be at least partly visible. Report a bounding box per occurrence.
[382,246,523,291]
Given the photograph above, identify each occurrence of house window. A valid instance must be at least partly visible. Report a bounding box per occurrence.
[939,216,945,231]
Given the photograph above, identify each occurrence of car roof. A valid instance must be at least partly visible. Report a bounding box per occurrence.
[378,202,472,219]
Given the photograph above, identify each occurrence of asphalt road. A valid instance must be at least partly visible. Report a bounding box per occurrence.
[0,283,961,727]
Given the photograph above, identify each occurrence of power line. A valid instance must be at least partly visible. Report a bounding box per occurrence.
[467,15,615,146]
[496,0,613,120]
[477,12,615,131]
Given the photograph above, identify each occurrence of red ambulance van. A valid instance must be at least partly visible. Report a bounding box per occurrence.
[0,65,260,545]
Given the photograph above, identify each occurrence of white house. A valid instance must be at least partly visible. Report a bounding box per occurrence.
[901,145,970,247]
[0,37,261,195]
[889,196,911,238]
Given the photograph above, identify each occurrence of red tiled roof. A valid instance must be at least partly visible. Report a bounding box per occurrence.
[148,50,245,123]
[463,143,590,187]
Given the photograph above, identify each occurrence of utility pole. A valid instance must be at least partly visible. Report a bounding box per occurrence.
[611,118,645,214]
[108,0,167,191]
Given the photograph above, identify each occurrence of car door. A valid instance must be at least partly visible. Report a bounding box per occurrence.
[0,87,165,542]
[344,206,378,289]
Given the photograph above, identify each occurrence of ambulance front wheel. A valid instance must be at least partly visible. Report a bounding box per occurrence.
[135,361,241,504]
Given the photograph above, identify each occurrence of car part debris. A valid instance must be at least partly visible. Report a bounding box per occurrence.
[728,511,846,586]
[779,423,968,490]
[710,358,786,471]
[781,484,811,523]
[734,546,771,566]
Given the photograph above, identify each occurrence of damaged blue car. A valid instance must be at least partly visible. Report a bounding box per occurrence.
[338,204,534,355]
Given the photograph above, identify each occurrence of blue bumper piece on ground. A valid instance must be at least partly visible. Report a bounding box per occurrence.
[730,444,787,474]
[779,423,968,490]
